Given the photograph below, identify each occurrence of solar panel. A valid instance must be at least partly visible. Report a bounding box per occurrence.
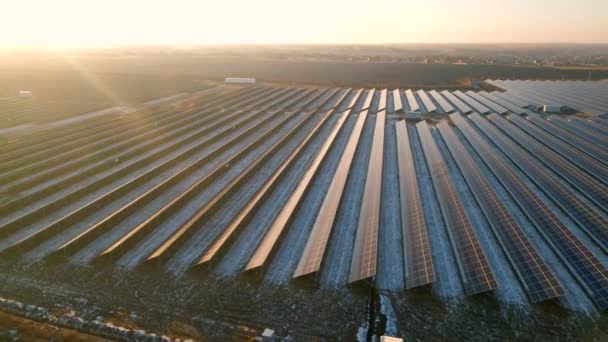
[493,91,534,108]
[428,90,454,113]
[416,120,497,295]
[569,117,608,137]
[512,83,602,115]
[455,113,608,310]
[293,90,375,279]
[377,89,388,112]
[393,89,403,112]
[477,91,527,114]
[27,92,316,257]
[150,91,347,264]
[437,121,563,302]
[548,116,608,149]
[243,91,358,272]
[395,121,435,289]
[593,116,608,129]
[348,109,386,283]
[472,114,608,253]
[440,91,472,114]
[557,117,608,143]
[527,114,608,165]
[405,89,420,112]
[465,91,509,114]
[85,89,346,259]
[488,113,608,216]
[165,91,350,260]
[453,91,491,114]
[507,114,607,184]
[416,90,437,113]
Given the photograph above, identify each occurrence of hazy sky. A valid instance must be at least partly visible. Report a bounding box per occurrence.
[2,0,607,47]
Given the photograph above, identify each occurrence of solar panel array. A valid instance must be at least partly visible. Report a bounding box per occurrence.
[441,90,473,114]
[465,91,509,114]
[453,91,491,114]
[1,80,607,311]
[507,114,607,183]
[488,114,608,212]
[472,113,608,254]
[487,80,608,116]
[395,121,435,289]
[349,106,385,283]
[428,90,455,113]
[416,120,497,295]
[436,121,564,302]
[525,114,608,166]
[244,90,357,272]
[293,90,375,279]
[548,116,608,149]
[455,113,608,310]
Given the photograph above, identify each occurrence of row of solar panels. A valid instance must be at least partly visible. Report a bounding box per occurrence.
[387,88,530,115]
[391,81,608,118]
[391,112,608,309]
[486,79,608,116]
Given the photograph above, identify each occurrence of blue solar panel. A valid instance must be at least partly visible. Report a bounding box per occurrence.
[452,113,608,310]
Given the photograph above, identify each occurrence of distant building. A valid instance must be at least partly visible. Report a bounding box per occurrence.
[18,90,33,98]
[224,77,256,84]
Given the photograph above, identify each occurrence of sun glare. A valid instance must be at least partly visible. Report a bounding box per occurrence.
[1,0,607,47]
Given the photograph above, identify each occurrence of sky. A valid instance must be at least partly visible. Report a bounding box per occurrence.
[2,0,607,47]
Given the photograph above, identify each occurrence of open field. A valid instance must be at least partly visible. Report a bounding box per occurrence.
[1,50,606,129]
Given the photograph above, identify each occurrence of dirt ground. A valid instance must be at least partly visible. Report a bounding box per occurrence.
[0,311,112,341]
